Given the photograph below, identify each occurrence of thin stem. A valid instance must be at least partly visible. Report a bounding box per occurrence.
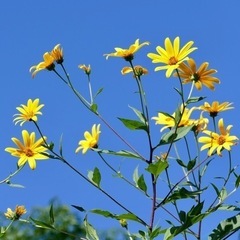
[0,165,25,184]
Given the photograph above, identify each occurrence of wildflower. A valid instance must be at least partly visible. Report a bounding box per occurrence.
[199,101,233,118]
[147,37,197,78]
[121,65,148,78]
[51,44,64,64]
[30,52,55,78]
[177,58,220,90]
[75,124,101,154]
[5,205,27,220]
[192,112,209,134]
[13,98,44,126]
[152,106,196,132]
[104,39,150,61]
[198,118,238,156]
[5,130,49,170]
[79,64,91,75]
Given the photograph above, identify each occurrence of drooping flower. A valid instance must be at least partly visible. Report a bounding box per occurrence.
[199,101,233,118]
[121,65,148,78]
[5,130,49,170]
[147,37,197,78]
[79,64,91,75]
[13,98,44,126]
[104,39,150,61]
[192,112,209,134]
[51,44,64,64]
[152,106,196,132]
[198,118,238,156]
[75,124,101,154]
[177,58,220,90]
[5,205,27,220]
[29,52,55,78]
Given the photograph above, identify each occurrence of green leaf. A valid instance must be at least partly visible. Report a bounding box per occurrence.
[218,205,240,211]
[137,174,147,193]
[186,96,205,104]
[146,160,168,180]
[88,167,101,187]
[133,166,139,186]
[208,213,240,240]
[219,187,227,201]
[91,209,115,218]
[129,105,146,123]
[211,183,220,197]
[174,105,182,126]
[187,158,196,171]
[94,87,103,99]
[174,87,183,97]
[71,205,86,212]
[84,217,99,240]
[30,217,55,230]
[176,159,187,168]
[235,175,240,188]
[90,103,98,113]
[165,187,203,204]
[117,213,142,224]
[118,117,147,131]
[159,125,193,146]
[59,134,63,156]
[49,204,54,225]
[92,148,142,160]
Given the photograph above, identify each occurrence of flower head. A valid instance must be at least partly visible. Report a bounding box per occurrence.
[147,37,197,78]
[121,65,148,78]
[76,124,101,154]
[177,58,220,90]
[13,98,44,126]
[5,205,27,220]
[198,118,238,156]
[30,52,55,78]
[79,64,91,75]
[104,39,150,61]
[152,106,196,132]
[51,44,64,64]
[5,130,49,170]
[199,101,233,118]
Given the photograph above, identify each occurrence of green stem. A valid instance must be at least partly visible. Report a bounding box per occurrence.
[0,165,25,185]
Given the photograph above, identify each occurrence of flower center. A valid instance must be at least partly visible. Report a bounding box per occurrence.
[25,148,34,157]
[168,56,178,65]
[191,73,200,82]
[218,136,225,145]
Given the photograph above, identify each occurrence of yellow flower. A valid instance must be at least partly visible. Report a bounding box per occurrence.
[198,118,238,156]
[147,37,197,78]
[199,101,233,118]
[5,205,27,220]
[29,52,55,78]
[79,64,91,75]
[121,65,148,78]
[76,124,101,154]
[13,98,44,126]
[192,112,209,134]
[177,58,220,90]
[5,130,49,170]
[51,44,64,64]
[104,39,150,61]
[152,106,196,132]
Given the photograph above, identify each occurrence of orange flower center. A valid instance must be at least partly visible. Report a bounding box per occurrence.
[218,136,225,145]
[25,148,34,157]
[168,56,178,65]
[191,73,200,82]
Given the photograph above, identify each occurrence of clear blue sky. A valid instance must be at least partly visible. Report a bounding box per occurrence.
[1,0,240,238]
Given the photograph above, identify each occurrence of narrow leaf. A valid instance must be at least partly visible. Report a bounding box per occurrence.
[94,87,103,99]
[49,204,54,225]
[159,125,193,146]
[118,117,147,131]
[187,158,196,171]
[30,217,55,230]
[133,166,139,186]
[84,217,99,240]
[137,174,147,193]
[129,105,145,123]
[186,96,205,104]
[91,209,115,218]
[71,205,86,212]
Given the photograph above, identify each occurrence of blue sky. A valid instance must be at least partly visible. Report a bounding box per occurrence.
[1,0,240,238]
